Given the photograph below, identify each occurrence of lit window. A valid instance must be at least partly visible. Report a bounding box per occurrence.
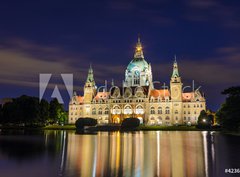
[92,108,96,115]
[150,107,155,114]
[165,107,170,114]
[104,108,109,114]
[98,108,102,115]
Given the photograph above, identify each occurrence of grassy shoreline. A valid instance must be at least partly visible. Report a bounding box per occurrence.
[0,124,222,131]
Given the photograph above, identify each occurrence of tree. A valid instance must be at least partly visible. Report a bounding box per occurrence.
[59,111,68,125]
[197,110,212,129]
[0,95,41,125]
[121,118,140,129]
[49,98,65,124]
[216,86,240,130]
[75,118,97,130]
[39,99,49,124]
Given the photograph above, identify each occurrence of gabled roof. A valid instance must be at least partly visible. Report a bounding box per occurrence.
[77,96,84,103]
[94,92,110,100]
[150,89,170,98]
[110,86,150,97]
[182,92,194,101]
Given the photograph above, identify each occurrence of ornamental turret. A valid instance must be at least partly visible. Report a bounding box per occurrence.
[84,64,96,103]
[170,56,182,101]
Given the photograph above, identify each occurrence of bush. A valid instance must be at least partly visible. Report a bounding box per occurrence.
[75,118,97,130]
[121,118,140,130]
[197,110,212,129]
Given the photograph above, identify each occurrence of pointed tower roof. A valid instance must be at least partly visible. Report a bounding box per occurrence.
[172,55,180,78]
[134,35,144,59]
[127,36,149,71]
[86,64,95,84]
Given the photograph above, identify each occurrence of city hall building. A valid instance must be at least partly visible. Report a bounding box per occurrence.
[68,38,206,125]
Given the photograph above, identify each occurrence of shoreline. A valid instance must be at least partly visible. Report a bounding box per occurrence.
[0,124,223,132]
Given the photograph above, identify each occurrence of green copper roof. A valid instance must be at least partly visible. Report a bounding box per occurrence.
[172,60,180,77]
[127,58,149,71]
[86,64,95,83]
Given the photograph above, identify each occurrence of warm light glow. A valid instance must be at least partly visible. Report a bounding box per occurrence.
[136,47,142,51]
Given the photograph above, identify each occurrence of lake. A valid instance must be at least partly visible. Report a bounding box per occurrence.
[0,130,239,177]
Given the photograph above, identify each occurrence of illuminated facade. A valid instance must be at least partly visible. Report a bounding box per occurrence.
[68,37,206,125]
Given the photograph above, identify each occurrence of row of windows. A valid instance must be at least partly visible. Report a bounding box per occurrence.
[92,108,109,115]
[183,104,203,108]
[149,116,170,121]
[70,107,82,110]
[150,98,169,102]
[112,99,144,103]
[150,107,171,114]
[70,112,81,116]
[183,111,198,114]
[93,100,108,104]
[183,117,198,121]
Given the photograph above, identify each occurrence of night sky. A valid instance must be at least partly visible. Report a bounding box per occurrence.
[0,0,240,111]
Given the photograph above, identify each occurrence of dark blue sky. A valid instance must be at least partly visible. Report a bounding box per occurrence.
[0,0,240,111]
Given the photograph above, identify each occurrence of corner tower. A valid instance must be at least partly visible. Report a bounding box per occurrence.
[124,36,153,87]
[83,64,96,103]
[170,56,182,101]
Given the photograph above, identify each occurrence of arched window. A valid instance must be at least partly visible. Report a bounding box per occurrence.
[165,107,170,114]
[136,105,144,114]
[158,107,162,114]
[92,108,96,115]
[165,116,170,120]
[158,116,162,120]
[113,105,121,114]
[150,107,155,114]
[104,108,109,114]
[175,110,178,114]
[98,108,102,115]
[124,105,133,114]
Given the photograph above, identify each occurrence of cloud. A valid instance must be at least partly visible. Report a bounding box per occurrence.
[0,38,126,92]
[0,38,91,91]
[152,46,240,86]
[183,0,240,28]
[107,0,174,26]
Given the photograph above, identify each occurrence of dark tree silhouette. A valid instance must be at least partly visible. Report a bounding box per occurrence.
[216,86,240,130]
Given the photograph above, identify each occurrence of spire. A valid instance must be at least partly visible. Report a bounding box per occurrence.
[172,55,180,78]
[134,35,144,59]
[86,64,95,84]
[174,54,177,63]
[111,79,115,86]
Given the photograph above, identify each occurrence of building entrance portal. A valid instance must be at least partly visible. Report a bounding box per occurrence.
[112,115,121,124]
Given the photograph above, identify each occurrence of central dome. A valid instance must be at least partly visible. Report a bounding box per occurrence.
[124,37,153,87]
[127,58,149,71]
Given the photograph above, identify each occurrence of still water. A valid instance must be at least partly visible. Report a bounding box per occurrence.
[0,130,239,177]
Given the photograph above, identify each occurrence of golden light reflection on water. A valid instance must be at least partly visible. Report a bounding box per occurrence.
[65,131,206,177]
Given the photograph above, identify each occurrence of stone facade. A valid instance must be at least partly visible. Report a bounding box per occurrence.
[69,38,206,125]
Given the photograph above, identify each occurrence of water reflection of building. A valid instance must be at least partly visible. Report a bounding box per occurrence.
[64,131,208,177]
